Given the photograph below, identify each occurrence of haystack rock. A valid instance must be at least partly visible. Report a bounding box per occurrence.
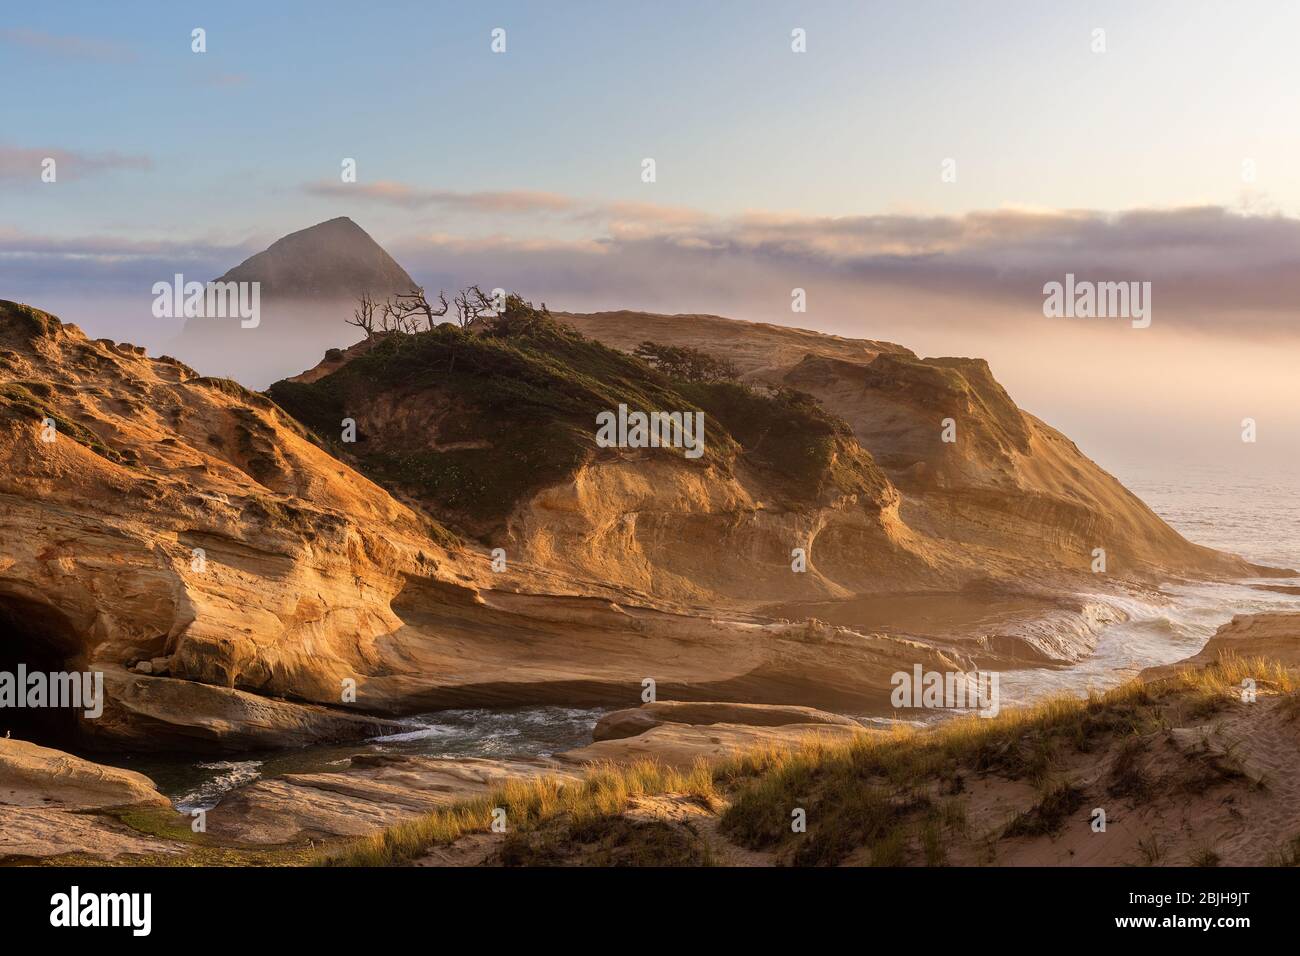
[209,216,417,301]
[172,217,418,388]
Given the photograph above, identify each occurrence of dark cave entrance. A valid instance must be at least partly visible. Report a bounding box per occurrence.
[0,595,87,748]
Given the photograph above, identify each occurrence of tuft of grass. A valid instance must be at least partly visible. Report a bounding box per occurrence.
[1107,734,1152,799]
[919,817,947,866]
[1002,781,1086,839]
[868,828,909,867]
[1136,832,1165,866]
[500,816,714,867]
[1270,834,1300,866]
[1189,845,1221,867]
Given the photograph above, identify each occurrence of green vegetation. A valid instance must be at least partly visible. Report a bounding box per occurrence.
[0,382,125,464]
[0,301,61,343]
[682,379,888,502]
[268,295,882,532]
[1002,782,1086,838]
[190,375,273,409]
[632,341,739,382]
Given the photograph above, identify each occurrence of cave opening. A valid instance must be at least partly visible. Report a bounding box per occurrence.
[0,595,87,749]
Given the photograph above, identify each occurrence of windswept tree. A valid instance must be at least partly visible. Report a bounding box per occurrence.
[346,292,380,335]
[453,285,498,329]
[385,287,449,332]
[485,294,562,338]
[348,285,507,337]
[633,341,740,383]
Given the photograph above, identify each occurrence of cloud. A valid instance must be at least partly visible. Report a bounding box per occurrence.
[0,229,257,294]
[303,181,578,214]
[304,181,1300,321]
[374,203,1300,335]
[0,144,151,181]
[0,28,134,63]
[302,180,710,233]
[12,202,1300,339]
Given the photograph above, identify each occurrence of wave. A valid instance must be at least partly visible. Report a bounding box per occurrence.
[174,760,263,814]
[996,577,1300,707]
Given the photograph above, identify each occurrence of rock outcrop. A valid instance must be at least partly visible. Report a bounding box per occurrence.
[172,217,420,388]
[206,753,581,844]
[590,700,863,742]
[0,736,168,809]
[559,700,869,769]
[561,309,1267,585]
[1141,612,1300,681]
[0,737,183,862]
[207,216,418,302]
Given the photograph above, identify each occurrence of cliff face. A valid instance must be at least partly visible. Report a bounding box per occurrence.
[560,309,1263,585]
[0,301,962,751]
[0,301,441,748]
[272,304,1260,618]
[267,310,938,608]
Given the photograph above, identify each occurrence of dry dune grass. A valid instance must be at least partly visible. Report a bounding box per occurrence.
[316,654,1297,868]
[318,759,718,867]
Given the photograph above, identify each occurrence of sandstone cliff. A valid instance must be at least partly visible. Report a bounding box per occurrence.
[272,302,1267,628]
[560,309,1265,586]
[0,300,962,752]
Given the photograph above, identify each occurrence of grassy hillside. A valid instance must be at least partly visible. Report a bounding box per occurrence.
[268,298,889,535]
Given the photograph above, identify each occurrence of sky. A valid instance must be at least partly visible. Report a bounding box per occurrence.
[4,0,1300,472]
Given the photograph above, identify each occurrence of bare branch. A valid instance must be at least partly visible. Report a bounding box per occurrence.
[346,292,379,336]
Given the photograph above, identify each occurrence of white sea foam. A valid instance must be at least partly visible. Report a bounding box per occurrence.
[998,577,1300,707]
[174,760,263,813]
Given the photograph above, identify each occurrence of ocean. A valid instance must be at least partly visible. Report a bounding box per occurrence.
[996,461,1300,706]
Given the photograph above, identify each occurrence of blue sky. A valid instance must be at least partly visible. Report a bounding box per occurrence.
[5,1,1300,468]
[8,0,1300,242]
